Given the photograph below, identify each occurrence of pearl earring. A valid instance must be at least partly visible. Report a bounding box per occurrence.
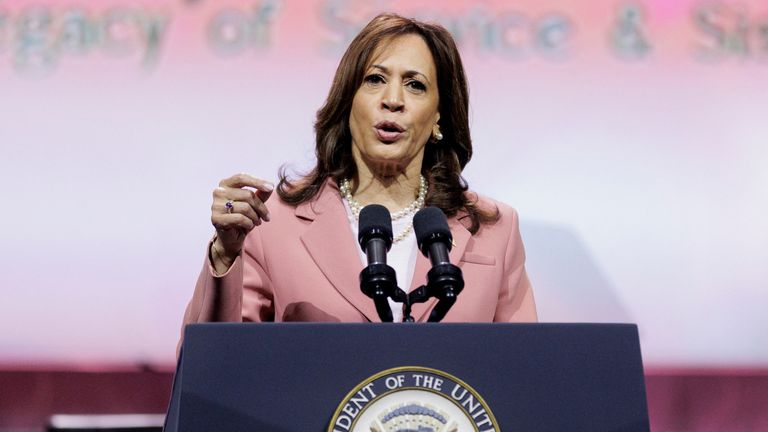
[433,126,443,141]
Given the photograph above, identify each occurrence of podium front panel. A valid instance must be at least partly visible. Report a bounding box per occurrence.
[165,323,648,432]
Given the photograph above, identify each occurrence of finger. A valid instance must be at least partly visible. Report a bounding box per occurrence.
[211,213,255,232]
[255,187,273,206]
[214,186,260,206]
[213,188,270,222]
[214,201,262,226]
[219,173,275,193]
[251,191,271,221]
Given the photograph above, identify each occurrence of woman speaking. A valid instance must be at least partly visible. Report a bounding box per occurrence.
[181,13,537,325]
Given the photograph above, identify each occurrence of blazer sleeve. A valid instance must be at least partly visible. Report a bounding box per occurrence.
[181,233,276,326]
[493,207,538,322]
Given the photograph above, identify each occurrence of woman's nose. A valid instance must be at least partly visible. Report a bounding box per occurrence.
[381,85,404,112]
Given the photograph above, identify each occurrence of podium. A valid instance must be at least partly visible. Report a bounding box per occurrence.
[165,323,649,431]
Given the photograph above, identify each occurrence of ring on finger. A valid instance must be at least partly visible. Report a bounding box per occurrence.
[225,200,234,214]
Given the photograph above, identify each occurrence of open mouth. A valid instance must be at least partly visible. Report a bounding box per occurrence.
[376,121,405,132]
[374,121,405,143]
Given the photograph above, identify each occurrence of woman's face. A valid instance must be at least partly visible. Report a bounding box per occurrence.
[349,34,440,177]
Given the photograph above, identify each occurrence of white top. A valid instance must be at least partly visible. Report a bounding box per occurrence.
[343,199,419,322]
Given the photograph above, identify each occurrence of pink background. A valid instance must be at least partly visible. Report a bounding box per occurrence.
[1,0,766,371]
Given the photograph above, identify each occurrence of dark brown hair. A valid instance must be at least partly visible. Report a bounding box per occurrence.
[277,13,498,234]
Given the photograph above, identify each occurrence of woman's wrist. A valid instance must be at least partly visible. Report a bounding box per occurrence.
[210,237,239,275]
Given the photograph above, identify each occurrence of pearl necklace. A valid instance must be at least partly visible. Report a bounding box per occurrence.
[340,175,427,243]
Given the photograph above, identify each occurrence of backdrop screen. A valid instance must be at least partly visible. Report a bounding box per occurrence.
[1,0,766,367]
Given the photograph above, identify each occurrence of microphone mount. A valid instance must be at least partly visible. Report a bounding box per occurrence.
[358,205,464,323]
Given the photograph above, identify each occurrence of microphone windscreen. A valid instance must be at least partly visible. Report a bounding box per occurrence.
[358,204,393,247]
[413,206,452,250]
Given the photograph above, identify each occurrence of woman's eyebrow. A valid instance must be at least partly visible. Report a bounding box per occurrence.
[371,64,431,84]
[370,64,390,74]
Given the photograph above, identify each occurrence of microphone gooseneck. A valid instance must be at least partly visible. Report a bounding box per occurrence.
[413,206,465,322]
[358,204,397,322]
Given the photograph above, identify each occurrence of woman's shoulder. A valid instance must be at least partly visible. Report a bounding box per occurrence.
[453,193,524,264]
[462,191,521,233]
[474,192,517,214]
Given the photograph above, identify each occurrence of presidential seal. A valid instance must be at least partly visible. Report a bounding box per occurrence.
[328,366,498,432]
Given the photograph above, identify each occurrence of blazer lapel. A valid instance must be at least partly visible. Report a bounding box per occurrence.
[297,181,381,322]
[410,216,471,322]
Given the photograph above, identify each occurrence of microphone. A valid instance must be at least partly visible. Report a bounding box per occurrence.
[358,204,392,266]
[413,207,464,322]
[414,206,453,266]
[358,204,397,322]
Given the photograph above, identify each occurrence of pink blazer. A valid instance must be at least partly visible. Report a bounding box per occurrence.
[182,180,537,325]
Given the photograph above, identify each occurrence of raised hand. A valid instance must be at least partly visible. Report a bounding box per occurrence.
[209,173,273,273]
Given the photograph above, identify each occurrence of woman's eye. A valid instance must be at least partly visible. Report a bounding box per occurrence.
[364,74,385,85]
[407,80,426,92]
